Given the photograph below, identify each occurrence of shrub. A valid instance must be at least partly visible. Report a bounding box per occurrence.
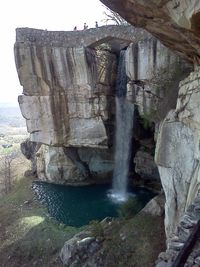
[89,220,104,239]
[118,197,143,219]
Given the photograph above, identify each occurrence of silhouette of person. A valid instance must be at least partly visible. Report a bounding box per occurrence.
[73,26,77,31]
[84,23,88,30]
[95,21,99,28]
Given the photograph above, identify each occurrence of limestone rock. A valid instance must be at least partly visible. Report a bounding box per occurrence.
[36,145,114,184]
[155,111,196,237]
[125,38,178,81]
[20,139,41,175]
[78,147,114,180]
[155,68,200,238]
[60,231,100,267]
[141,194,165,216]
[15,26,190,186]
[15,26,189,148]
[36,145,84,184]
[16,45,114,147]
[125,36,191,122]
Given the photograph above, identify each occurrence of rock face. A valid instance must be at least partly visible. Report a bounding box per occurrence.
[16,45,115,147]
[126,39,192,122]
[15,26,190,186]
[134,150,159,180]
[36,145,114,184]
[155,68,200,237]
[100,0,200,242]
[20,139,41,176]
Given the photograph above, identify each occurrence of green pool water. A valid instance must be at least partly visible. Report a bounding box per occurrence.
[32,181,155,227]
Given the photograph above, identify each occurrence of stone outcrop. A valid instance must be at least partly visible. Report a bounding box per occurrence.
[141,193,165,216]
[20,139,41,176]
[60,231,101,267]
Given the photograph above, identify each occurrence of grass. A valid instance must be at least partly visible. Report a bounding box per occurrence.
[0,176,80,267]
[89,213,166,267]
[0,175,166,267]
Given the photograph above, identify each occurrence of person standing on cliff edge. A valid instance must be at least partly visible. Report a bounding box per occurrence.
[95,21,99,28]
[84,23,88,30]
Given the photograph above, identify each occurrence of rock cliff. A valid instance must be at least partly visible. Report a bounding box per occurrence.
[15,25,189,186]
[100,0,200,242]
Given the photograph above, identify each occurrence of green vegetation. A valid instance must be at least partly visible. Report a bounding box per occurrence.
[89,213,165,267]
[0,176,80,267]
[89,219,105,240]
[117,197,144,219]
[0,176,165,267]
[88,197,165,267]
[139,110,156,130]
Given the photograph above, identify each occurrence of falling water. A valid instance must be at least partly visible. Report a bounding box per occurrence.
[110,50,135,202]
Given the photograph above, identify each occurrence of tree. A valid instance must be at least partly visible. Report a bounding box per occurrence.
[0,150,18,194]
[102,6,129,25]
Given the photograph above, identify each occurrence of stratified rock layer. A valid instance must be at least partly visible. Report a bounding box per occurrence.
[15,26,190,187]
[16,45,115,147]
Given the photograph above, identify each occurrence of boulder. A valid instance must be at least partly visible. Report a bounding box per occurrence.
[60,231,100,267]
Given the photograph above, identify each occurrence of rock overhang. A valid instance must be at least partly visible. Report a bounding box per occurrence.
[100,0,200,64]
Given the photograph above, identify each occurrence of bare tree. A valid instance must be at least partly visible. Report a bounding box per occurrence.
[0,151,18,194]
[102,6,129,25]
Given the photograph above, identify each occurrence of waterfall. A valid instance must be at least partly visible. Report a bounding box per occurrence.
[110,50,135,202]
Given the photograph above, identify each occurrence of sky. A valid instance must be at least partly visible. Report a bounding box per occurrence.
[0,0,108,105]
